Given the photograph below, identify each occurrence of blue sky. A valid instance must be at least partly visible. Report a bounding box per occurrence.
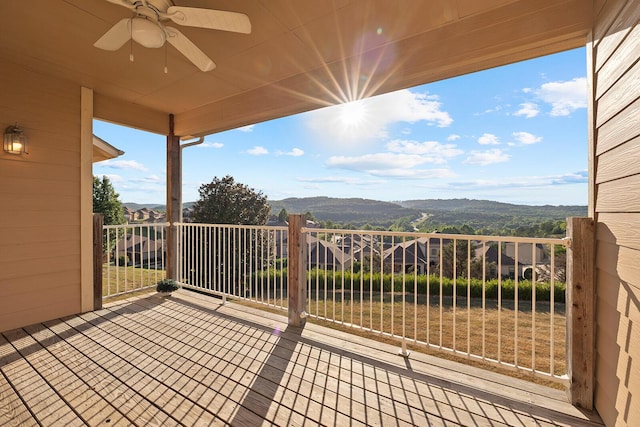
[94,47,588,206]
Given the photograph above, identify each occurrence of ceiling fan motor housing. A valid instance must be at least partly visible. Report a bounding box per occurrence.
[131,17,166,48]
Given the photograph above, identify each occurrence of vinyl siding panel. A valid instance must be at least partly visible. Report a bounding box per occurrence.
[0,59,82,332]
[592,0,640,425]
[595,270,640,427]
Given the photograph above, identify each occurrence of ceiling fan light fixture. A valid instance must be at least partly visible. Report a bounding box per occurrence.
[131,17,165,48]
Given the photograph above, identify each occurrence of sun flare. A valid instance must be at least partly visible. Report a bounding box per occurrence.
[338,100,367,130]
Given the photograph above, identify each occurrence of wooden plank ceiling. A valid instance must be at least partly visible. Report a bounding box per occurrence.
[0,0,600,137]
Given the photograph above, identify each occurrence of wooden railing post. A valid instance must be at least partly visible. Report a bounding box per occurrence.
[93,214,104,310]
[566,217,595,409]
[166,114,181,281]
[288,214,307,327]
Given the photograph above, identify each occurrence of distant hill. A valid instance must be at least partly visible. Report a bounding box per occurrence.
[123,202,195,211]
[268,197,420,226]
[397,198,586,234]
[124,197,587,236]
[397,198,586,217]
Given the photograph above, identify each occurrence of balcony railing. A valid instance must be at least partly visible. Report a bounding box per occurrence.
[177,223,288,309]
[175,221,569,384]
[101,222,168,298]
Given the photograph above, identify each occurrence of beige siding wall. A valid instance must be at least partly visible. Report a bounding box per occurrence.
[0,58,82,332]
[591,0,640,425]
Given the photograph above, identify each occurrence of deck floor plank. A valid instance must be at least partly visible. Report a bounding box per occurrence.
[12,325,129,427]
[1,331,86,426]
[0,335,39,427]
[42,318,182,427]
[1,291,604,426]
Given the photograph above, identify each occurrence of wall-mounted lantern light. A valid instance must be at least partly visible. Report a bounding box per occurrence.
[4,124,29,155]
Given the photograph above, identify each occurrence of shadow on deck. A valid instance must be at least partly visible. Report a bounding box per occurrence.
[0,290,602,426]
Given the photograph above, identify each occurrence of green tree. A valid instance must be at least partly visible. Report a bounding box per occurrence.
[192,175,270,225]
[93,176,125,225]
[186,176,271,290]
[277,208,288,222]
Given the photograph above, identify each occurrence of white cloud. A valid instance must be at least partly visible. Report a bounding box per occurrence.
[96,173,124,183]
[447,134,461,141]
[245,146,269,155]
[385,139,463,163]
[449,170,587,189]
[365,168,455,179]
[99,159,148,171]
[327,153,429,170]
[477,133,500,145]
[277,148,304,157]
[200,142,224,148]
[513,102,540,118]
[512,131,542,145]
[297,176,386,185]
[536,77,587,116]
[464,149,510,165]
[325,152,456,179]
[305,89,453,143]
[237,125,255,132]
[132,174,162,183]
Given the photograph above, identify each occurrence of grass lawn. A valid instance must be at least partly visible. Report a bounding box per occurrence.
[102,263,166,297]
[238,291,566,389]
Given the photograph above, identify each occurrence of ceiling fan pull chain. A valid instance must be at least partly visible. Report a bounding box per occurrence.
[164,43,168,74]
[129,18,134,62]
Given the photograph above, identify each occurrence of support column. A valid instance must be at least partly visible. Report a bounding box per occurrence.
[80,87,94,312]
[566,216,595,409]
[166,114,181,281]
[288,214,307,327]
[93,214,103,310]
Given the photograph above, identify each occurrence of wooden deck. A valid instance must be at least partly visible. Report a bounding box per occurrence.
[1,291,603,426]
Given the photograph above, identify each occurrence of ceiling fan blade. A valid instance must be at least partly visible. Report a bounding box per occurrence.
[94,18,131,51]
[104,0,136,11]
[165,27,216,72]
[164,6,251,34]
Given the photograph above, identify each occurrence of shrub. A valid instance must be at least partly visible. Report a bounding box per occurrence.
[156,278,180,293]
[249,269,566,303]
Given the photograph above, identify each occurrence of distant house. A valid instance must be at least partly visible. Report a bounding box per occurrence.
[307,235,352,270]
[182,207,194,222]
[475,245,521,278]
[383,237,446,274]
[504,242,548,265]
[135,208,150,221]
[122,206,135,222]
[113,234,165,266]
[383,238,428,274]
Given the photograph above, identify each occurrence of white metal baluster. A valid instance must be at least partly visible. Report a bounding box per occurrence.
[550,243,556,377]
[380,236,384,333]
[414,237,418,344]
[400,236,407,356]
[350,232,354,327]
[498,241,502,364]
[369,235,374,332]
[514,242,519,368]
[439,238,443,348]
[360,234,365,329]
[467,240,471,356]
[532,242,537,373]
[426,238,431,344]
[391,235,395,336]
[453,238,457,351]
[105,228,111,297]
[482,240,486,359]
[208,226,213,291]
[222,226,228,303]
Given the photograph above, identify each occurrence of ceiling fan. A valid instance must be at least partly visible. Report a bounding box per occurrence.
[94,0,251,72]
